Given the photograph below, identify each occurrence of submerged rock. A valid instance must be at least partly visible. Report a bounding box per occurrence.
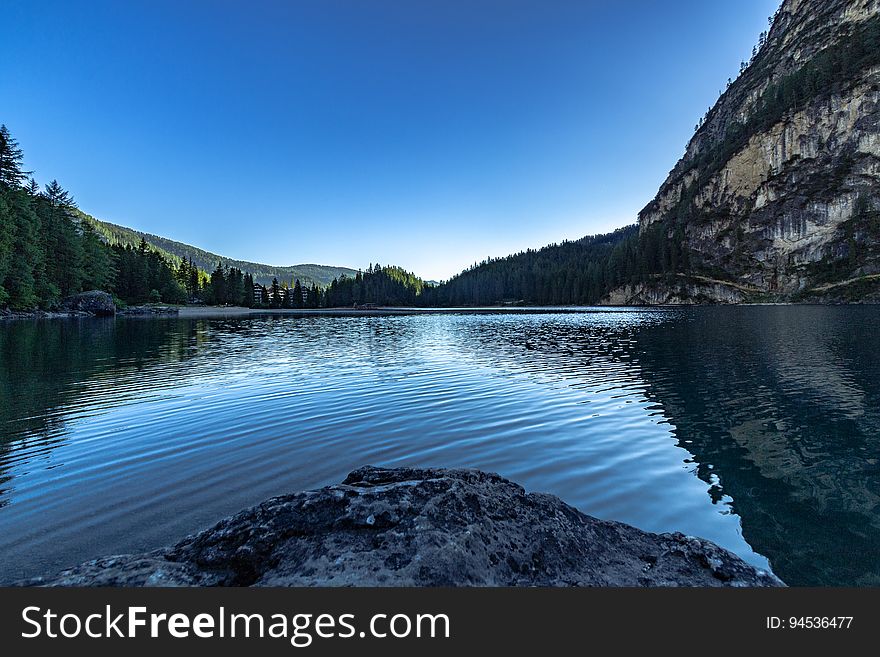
[60,290,116,316]
[21,467,783,587]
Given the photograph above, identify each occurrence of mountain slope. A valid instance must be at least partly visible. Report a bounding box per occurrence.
[79,212,358,286]
[613,0,880,303]
[424,226,639,306]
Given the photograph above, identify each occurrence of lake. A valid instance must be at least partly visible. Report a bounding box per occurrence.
[1,306,879,586]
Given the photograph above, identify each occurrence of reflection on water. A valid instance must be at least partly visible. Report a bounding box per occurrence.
[632,307,880,586]
[1,307,878,585]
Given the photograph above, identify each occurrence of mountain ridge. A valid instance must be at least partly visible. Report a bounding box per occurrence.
[621,0,880,303]
[80,211,359,287]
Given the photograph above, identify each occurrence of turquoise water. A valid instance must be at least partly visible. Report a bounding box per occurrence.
[1,307,879,585]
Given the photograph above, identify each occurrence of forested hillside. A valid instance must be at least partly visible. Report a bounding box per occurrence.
[0,125,187,309]
[423,226,645,306]
[0,124,430,311]
[83,215,357,287]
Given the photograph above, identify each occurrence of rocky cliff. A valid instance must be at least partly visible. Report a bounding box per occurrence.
[615,0,880,303]
[17,467,782,587]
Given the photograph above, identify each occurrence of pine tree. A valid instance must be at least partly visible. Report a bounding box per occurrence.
[1,190,44,308]
[292,279,304,309]
[0,192,18,306]
[0,125,29,188]
[208,261,226,305]
[39,180,84,300]
[80,220,116,291]
[188,260,201,300]
[270,277,281,308]
[243,272,254,307]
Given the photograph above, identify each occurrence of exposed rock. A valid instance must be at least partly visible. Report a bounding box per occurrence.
[19,467,783,587]
[603,275,750,305]
[0,308,92,320]
[117,305,179,316]
[635,0,880,302]
[59,290,116,316]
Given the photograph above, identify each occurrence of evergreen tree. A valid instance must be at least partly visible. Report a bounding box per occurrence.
[0,125,29,188]
[80,220,116,291]
[270,277,281,308]
[188,260,201,300]
[226,267,245,307]
[307,283,320,308]
[36,180,84,301]
[243,272,255,307]
[208,261,226,304]
[0,193,12,305]
[0,187,43,308]
[292,279,304,309]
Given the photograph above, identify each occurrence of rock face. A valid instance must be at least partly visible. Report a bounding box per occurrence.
[604,276,750,305]
[608,0,880,303]
[60,290,116,316]
[117,305,179,316]
[21,467,783,587]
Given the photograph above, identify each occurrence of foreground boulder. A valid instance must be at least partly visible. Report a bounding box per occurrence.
[60,290,116,316]
[23,467,783,587]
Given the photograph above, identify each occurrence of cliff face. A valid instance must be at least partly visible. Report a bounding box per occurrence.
[627,0,880,302]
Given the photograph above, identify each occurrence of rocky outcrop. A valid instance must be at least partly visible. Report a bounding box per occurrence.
[603,275,752,305]
[19,466,783,587]
[614,0,880,303]
[117,305,179,316]
[59,290,116,316]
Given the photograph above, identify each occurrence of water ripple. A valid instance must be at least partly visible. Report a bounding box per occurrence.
[2,307,879,585]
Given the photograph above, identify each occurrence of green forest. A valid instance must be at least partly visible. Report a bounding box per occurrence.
[0,125,193,309]
[0,124,435,311]
[83,214,356,288]
[0,122,678,312]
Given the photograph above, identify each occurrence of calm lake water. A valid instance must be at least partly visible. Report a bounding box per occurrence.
[1,307,879,586]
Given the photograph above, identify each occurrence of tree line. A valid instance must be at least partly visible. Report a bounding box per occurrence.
[0,120,674,312]
[419,225,652,306]
[0,125,198,309]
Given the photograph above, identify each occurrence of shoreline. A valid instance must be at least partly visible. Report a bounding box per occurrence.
[176,305,427,317]
[3,302,874,321]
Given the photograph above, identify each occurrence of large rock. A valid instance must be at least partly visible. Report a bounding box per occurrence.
[20,467,783,587]
[60,290,116,316]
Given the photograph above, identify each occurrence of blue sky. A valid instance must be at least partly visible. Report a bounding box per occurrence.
[2,0,779,280]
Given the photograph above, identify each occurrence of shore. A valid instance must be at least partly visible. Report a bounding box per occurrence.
[175,305,429,317]
[174,305,666,317]
[4,302,856,322]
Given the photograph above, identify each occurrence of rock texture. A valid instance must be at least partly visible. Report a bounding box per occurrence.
[59,290,116,316]
[605,276,751,305]
[21,467,783,587]
[117,304,179,316]
[608,0,880,303]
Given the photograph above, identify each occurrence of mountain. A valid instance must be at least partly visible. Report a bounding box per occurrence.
[423,226,638,306]
[608,0,880,303]
[79,212,358,287]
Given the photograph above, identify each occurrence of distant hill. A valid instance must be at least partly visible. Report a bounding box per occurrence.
[423,226,639,306]
[78,212,359,286]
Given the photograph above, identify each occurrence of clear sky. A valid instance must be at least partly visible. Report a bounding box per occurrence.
[2,0,780,281]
